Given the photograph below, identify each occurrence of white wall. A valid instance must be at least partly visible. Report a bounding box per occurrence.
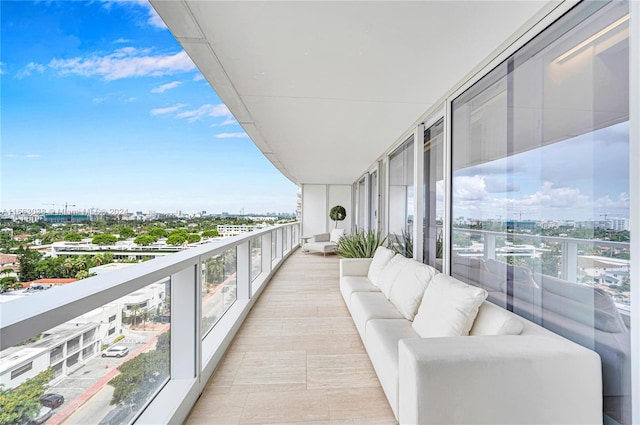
[301,184,352,236]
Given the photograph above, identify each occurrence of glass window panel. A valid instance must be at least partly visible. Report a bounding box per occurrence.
[357,178,366,230]
[250,237,262,282]
[423,118,444,271]
[451,2,630,423]
[388,137,414,257]
[369,170,378,231]
[0,279,171,425]
[201,247,237,338]
[271,231,277,260]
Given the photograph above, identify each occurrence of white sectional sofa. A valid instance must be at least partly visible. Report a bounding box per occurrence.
[339,247,603,425]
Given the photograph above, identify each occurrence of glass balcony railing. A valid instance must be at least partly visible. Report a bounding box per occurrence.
[0,222,300,425]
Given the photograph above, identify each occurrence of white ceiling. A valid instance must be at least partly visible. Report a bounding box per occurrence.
[151,1,552,185]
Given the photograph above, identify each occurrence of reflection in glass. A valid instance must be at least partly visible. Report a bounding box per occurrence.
[250,237,262,282]
[0,278,171,425]
[369,171,378,231]
[388,137,414,257]
[423,119,444,271]
[451,2,630,422]
[201,248,237,338]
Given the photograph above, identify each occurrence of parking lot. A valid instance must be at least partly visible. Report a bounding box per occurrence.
[45,331,160,425]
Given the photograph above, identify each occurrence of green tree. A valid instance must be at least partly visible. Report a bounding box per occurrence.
[119,227,135,239]
[134,235,156,246]
[201,229,219,238]
[0,368,54,425]
[92,234,118,245]
[64,232,83,242]
[169,229,188,239]
[1,276,18,292]
[17,247,42,282]
[108,332,170,407]
[148,227,168,239]
[186,234,201,243]
[166,234,186,246]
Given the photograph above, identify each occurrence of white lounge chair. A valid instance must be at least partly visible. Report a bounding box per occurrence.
[302,229,345,256]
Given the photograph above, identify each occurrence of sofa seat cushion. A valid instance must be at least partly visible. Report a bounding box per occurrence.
[340,276,381,308]
[303,241,337,254]
[413,274,488,337]
[365,319,420,418]
[368,246,397,288]
[470,301,524,336]
[388,261,439,321]
[350,292,404,339]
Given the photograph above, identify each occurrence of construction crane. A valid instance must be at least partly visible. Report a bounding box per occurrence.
[43,202,77,215]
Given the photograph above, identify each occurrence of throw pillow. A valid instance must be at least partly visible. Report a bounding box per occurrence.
[368,246,396,288]
[378,254,409,298]
[388,261,439,321]
[470,301,523,336]
[412,274,488,337]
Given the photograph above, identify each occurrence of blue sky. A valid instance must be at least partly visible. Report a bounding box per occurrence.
[1,0,298,215]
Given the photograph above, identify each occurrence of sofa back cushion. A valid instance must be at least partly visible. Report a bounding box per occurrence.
[378,254,409,298]
[314,233,330,242]
[412,274,488,337]
[470,301,524,336]
[330,228,345,243]
[388,261,439,321]
[368,246,396,288]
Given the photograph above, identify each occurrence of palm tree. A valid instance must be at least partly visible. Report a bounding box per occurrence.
[62,258,75,278]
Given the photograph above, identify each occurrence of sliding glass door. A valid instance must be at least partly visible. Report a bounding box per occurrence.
[451,2,630,422]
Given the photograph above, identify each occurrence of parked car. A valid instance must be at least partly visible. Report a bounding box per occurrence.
[39,393,64,409]
[28,406,53,425]
[101,345,129,358]
[98,405,133,425]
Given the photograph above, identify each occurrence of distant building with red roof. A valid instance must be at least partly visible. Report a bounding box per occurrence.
[22,278,77,288]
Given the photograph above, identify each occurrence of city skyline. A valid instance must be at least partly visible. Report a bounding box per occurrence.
[1,1,298,215]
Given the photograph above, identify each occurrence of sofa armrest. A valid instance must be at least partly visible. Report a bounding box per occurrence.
[398,335,602,425]
[339,258,373,278]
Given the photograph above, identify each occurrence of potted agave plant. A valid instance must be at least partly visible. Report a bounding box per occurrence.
[335,229,387,258]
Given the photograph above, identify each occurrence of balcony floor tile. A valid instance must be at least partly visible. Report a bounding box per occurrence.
[186,250,396,425]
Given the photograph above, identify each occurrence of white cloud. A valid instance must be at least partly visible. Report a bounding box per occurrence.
[48,48,196,81]
[16,62,45,79]
[216,132,248,139]
[146,8,167,29]
[0,62,5,75]
[193,74,205,82]
[150,104,187,116]
[595,192,629,209]
[519,181,589,209]
[114,38,132,44]
[93,97,107,103]
[151,81,182,93]
[102,0,166,29]
[453,175,488,201]
[210,117,238,127]
[175,104,233,123]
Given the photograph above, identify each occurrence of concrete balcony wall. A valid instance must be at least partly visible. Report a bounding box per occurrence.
[301,184,352,237]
